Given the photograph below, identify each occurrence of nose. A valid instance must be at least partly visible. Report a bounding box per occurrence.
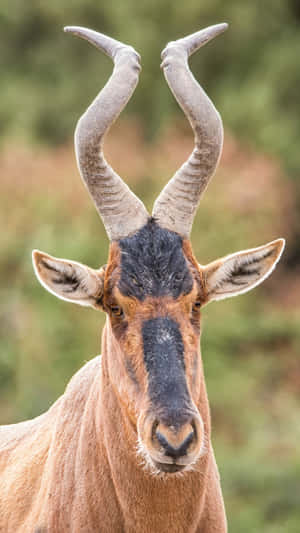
[139,411,204,473]
[153,418,199,460]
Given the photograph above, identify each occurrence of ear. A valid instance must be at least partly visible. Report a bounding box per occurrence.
[32,250,105,309]
[201,239,285,304]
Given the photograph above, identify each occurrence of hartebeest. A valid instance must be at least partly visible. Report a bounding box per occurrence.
[0,23,284,532]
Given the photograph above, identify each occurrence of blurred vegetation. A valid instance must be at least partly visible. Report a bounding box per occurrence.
[0,1,299,532]
[0,0,300,175]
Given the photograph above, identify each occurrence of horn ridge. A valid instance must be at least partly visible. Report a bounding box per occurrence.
[64,26,149,241]
[152,23,228,237]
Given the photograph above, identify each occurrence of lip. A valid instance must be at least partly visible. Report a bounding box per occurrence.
[153,461,186,474]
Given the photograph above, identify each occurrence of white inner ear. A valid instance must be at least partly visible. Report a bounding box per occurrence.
[32,250,104,307]
[204,239,285,302]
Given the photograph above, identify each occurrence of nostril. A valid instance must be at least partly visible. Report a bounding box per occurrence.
[155,424,195,459]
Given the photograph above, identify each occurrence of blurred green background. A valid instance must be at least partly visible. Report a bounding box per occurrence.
[0,1,299,531]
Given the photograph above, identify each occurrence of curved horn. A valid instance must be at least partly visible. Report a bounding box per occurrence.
[152,23,228,237]
[64,26,149,241]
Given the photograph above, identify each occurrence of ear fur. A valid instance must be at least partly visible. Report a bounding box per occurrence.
[32,250,105,309]
[201,239,285,304]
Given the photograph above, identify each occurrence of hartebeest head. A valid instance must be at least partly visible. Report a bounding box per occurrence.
[32,25,284,475]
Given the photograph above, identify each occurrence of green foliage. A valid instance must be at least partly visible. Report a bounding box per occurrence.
[1,0,300,176]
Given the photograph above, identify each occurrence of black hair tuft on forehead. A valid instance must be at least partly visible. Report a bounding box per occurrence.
[118,218,193,300]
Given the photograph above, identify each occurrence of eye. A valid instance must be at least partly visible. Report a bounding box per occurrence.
[192,300,201,312]
[110,305,124,317]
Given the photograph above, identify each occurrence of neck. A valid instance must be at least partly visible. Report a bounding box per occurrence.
[96,320,221,532]
[27,323,226,532]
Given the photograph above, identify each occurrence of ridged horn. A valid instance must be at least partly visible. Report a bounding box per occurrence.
[64,26,149,241]
[152,23,228,237]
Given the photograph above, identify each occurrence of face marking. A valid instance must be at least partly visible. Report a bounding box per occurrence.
[142,317,192,428]
[118,219,193,301]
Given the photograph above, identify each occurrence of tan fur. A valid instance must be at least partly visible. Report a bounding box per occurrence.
[0,336,226,532]
[0,232,284,531]
[0,235,284,531]
[0,241,228,532]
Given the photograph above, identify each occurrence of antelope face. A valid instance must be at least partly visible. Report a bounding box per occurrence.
[103,219,205,474]
[31,24,285,476]
[33,219,284,475]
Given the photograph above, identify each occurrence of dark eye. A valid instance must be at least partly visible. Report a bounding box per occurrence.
[110,305,123,317]
[192,301,201,312]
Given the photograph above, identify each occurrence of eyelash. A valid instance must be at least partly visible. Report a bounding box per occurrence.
[192,301,201,312]
[110,305,124,317]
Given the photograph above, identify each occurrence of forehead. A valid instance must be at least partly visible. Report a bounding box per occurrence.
[117,219,194,300]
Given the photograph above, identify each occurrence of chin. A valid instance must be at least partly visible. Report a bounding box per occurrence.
[153,461,187,474]
[136,435,203,477]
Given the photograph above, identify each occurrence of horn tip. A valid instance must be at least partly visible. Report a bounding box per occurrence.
[217,22,229,33]
[204,22,229,39]
[63,25,82,35]
[64,25,92,38]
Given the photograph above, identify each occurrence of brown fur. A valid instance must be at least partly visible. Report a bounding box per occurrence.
[0,233,285,532]
[0,241,228,532]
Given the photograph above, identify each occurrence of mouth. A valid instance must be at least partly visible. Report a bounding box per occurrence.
[153,461,186,474]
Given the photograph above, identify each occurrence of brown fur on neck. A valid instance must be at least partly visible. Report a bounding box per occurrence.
[0,319,227,532]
